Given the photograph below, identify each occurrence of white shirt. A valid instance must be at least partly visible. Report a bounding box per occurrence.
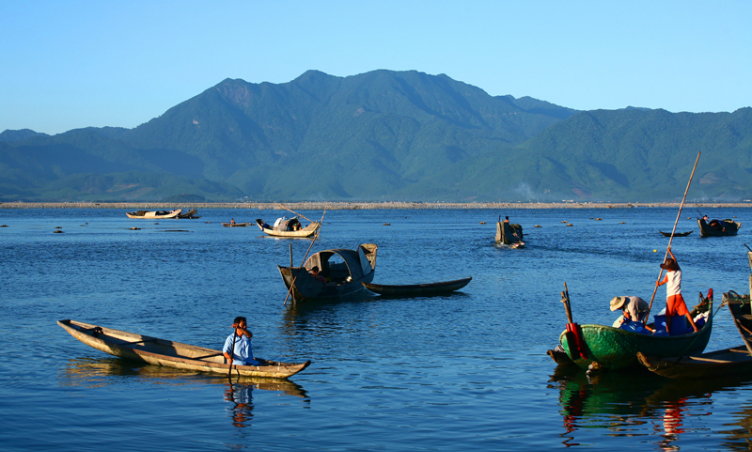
[665,270,682,296]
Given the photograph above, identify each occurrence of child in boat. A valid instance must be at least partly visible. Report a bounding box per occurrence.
[656,247,698,334]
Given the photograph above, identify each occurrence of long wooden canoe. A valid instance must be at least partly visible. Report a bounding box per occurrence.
[637,346,752,379]
[362,277,472,297]
[222,222,249,227]
[559,304,713,371]
[58,319,311,379]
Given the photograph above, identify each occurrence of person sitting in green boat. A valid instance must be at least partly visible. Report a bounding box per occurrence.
[223,316,260,366]
[610,296,654,333]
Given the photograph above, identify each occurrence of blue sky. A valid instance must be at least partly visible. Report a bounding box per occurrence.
[2,1,750,135]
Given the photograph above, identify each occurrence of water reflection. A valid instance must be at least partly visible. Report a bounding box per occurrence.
[551,363,752,449]
[225,381,254,428]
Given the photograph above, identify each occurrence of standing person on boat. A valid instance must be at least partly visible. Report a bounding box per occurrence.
[610,296,653,331]
[656,248,698,334]
[223,316,259,366]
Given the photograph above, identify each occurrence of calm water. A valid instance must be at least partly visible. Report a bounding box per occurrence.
[2,207,752,451]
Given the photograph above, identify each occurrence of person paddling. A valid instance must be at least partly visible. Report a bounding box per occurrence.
[656,247,698,334]
[223,316,259,367]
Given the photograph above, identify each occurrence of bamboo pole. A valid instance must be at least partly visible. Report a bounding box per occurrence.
[275,203,315,223]
[644,151,701,323]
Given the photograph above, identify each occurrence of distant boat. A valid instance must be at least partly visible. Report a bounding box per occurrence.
[177,209,200,219]
[659,230,693,237]
[126,209,181,219]
[222,222,249,227]
[362,277,472,297]
[495,219,524,247]
[256,217,320,238]
[698,218,740,237]
[278,244,377,301]
[58,319,311,379]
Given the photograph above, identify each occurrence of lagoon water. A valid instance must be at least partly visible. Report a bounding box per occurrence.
[2,206,752,451]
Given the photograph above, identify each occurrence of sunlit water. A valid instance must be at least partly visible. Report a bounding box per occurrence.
[1,207,752,451]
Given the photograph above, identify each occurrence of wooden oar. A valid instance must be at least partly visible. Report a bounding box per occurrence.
[644,151,701,324]
[228,329,237,379]
[275,203,315,224]
[284,206,328,306]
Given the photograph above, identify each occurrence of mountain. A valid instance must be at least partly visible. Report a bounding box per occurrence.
[0,70,750,202]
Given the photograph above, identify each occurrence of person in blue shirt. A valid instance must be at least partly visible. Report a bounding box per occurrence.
[223,316,260,366]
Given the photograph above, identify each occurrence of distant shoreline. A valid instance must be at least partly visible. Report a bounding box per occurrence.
[1,201,751,210]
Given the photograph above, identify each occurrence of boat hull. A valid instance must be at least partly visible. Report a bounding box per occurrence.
[58,319,310,379]
[559,320,712,371]
[637,347,752,379]
[279,266,375,300]
[362,277,471,297]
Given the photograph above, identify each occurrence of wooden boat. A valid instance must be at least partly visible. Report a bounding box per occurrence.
[278,243,377,301]
[698,217,741,237]
[58,319,311,379]
[362,277,472,297]
[659,230,693,237]
[177,209,200,219]
[126,209,182,219]
[495,220,524,247]
[222,222,249,227]
[558,297,713,371]
[256,218,320,238]
[637,291,752,378]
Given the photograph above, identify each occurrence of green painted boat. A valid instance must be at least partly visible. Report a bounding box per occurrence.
[559,305,713,371]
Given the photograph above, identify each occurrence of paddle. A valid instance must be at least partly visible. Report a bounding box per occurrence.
[644,151,701,325]
[284,206,328,306]
[228,326,237,379]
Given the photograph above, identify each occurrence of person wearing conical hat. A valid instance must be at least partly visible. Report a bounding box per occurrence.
[656,247,698,334]
[610,296,654,332]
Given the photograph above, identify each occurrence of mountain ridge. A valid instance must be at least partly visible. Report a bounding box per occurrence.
[1,69,749,202]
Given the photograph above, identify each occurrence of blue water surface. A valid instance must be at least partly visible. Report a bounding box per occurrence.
[1,206,751,451]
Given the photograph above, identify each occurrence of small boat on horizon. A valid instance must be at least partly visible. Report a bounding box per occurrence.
[495,217,524,248]
[126,209,182,219]
[659,230,693,237]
